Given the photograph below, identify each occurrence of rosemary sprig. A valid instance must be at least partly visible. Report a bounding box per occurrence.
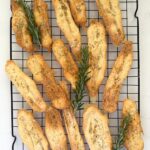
[114,115,131,150]
[72,47,90,112]
[17,0,41,46]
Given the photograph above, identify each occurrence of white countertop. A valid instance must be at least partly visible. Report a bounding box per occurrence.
[0,0,150,149]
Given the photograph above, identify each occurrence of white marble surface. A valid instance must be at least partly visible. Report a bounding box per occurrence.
[0,0,150,149]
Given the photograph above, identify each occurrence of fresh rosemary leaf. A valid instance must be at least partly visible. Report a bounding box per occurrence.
[72,47,90,112]
[114,115,131,150]
[17,0,41,46]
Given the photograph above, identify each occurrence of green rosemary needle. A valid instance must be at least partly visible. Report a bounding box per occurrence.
[17,0,41,46]
[114,115,131,150]
[72,47,90,112]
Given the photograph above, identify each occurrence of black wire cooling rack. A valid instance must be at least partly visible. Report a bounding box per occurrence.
[10,0,140,149]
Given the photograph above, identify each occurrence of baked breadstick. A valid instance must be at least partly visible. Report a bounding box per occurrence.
[83,104,112,150]
[122,99,144,150]
[18,110,48,150]
[60,81,85,150]
[68,0,87,26]
[103,41,133,113]
[87,21,107,101]
[12,1,35,51]
[5,60,47,112]
[33,0,52,51]
[45,106,67,150]
[27,54,70,109]
[52,0,81,59]
[96,0,125,45]
[52,39,78,89]
[63,107,85,150]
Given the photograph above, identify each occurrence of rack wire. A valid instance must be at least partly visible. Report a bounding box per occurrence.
[10,0,140,149]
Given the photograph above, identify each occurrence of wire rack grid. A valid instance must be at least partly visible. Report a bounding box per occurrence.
[10,0,140,149]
